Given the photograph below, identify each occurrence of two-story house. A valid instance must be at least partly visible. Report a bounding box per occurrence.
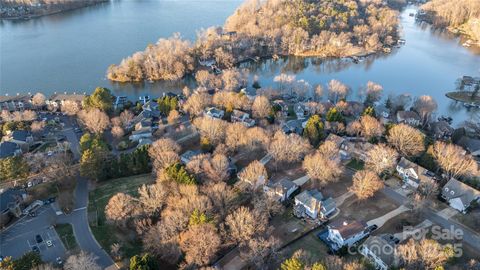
[0,94,31,112]
[231,110,255,127]
[442,178,480,213]
[205,107,225,120]
[323,219,369,251]
[263,178,298,202]
[359,234,397,270]
[0,141,22,159]
[3,130,34,152]
[396,157,435,189]
[294,189,337,220]
[0,188,26,227]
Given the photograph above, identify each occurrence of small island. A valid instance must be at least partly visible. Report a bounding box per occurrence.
[446,76,480,108]
[0,0,108,20]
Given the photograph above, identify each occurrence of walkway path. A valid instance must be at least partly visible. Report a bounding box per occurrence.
[334,191,354,207]
[366,205,409,228]
[292,175,310,186]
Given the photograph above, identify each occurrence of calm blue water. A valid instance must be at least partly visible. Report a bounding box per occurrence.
[1,2,479,124]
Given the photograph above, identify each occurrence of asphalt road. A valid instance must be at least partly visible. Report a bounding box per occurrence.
[0,205,66,264]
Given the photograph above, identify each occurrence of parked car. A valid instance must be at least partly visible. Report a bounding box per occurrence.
[44,197,56,205]
[36,234,43,243]
[46,240,53,247]
[32,246,40,253]
[56,257,63,265]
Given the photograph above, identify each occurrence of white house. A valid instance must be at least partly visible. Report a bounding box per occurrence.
[359,234,397,270]
[205,107,225,119]
[0,94,31,112]
[396,157,435,189]
[325,219,369,250]
[396,111,421,126]
[263,178,298,202]
[294,189,336,220]
[231,110,255,127]
[442,178,480,213]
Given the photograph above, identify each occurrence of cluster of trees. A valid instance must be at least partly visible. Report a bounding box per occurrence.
[104,137,282,268]
[0,251,101,270]
[107,0,400,82]
[422,0,480,41]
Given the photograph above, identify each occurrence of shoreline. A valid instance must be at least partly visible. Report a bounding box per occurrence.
[445,91,480,106]
[0,0,108,20]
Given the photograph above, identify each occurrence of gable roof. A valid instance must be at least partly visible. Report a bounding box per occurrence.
[397,157,435,184]
[361,234,396,265]
[267,178,298,195]
[325,133,345,148]
[329,219,368,239]
[0,188,25,213]
[397,110,420,121]
[0,141,20,159]
[457,136,480,154]
[321,197,337,214]
[442,178,480,206]
[11,130,32,142]
[296,189,323,209]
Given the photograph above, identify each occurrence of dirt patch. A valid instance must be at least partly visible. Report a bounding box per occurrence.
[336,192,399,222]
[452,208,480,234]
[268,164,305,183]
[374,211,423,236]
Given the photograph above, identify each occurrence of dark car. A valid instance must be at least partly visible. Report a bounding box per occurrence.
[44,197,56,205]
[36,234,43,243]
[367,225,378,233]
[32,246,40,253]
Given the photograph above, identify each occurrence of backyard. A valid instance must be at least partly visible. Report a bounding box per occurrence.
[88,174,155,260]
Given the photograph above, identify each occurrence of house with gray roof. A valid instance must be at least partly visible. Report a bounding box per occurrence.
[180,150,203,164]
[359,234,397,270]
[0,141,22,159]
[442,178,480,213]
[205,107,225,120]
[1,188,26,227]
[294,189,336,220]
[282,119,305,135]
[0,94,31,111]
[396,157,436,189]
[3,130,33,151]
[324,219,369,250]
[263,178,298,202]
[430,121,454,140]
[396,110,421,126]
[457,136,480,157]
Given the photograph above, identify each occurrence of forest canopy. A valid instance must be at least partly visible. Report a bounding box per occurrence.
[107,0,400,83]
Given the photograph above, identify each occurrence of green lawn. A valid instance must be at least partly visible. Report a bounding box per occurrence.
[88,174,154,259]
[346,159,364,170]
[55,223,78,250]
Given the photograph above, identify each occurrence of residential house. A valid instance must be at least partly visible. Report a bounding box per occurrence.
[3,130,34,151]
[456,136,480,157]
[263,178,298,202]
[180,150,203,164]
[47,93,85,111]
[294,103,309,119]
[137,138,153,148]
[359,234,397,270]
[0,141,22,159]
[142,100,161,118]
[344,101,364,117]
[282,119,305,134]
[240,88,257,100]
[325,133,346,149]
[322,219,369,250]
[135,119,152,131]
[231,110,255,127]
[205,107,225,120]
[0,188,26,227]
[396,111,421,126]
[294,189,336,220]
[237,169,266,190]
[272,100,289,117]
[128,129,152,142]
[114,96,128,110]
[430,121,454,140]
[375,104,391,124]
[396,157,436,189]
[0,94,31,111]
[442,178,480,213]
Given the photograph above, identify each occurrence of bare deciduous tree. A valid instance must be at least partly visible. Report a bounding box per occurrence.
[31,121,46,134]
[179,224,221,266]
[252,95,272,119]
[328,79,349,103]
[193,117,227,145]
[149,138,181,171]
[365,144,398,174]
[167,109,181,124]
[78,109,110,134]
[238,160,268,189]
[413,95,437,125]
[396,238,451,270]
[183,92,212,116]
[225,206,267,245]
[64,251,101,270]
[105,193,138,226]
[364,81,383,103]
[61,100,81,116]
[387,124,425,157]
[202,182,236,218]
[303,148,343,187]
[138,183,168,216]
[22,110,37,121]
[119,110,134,128]
[268,131,311,164]
[111,126,124,139]
[350,170,384,200]
[433,141,478,179]
[32,93,46,108]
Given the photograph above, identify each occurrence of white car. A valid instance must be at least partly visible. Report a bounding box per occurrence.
[46,240,53,247]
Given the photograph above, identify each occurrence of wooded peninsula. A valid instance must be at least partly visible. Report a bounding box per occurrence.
[107,0,401,83]
[0,0,107,19]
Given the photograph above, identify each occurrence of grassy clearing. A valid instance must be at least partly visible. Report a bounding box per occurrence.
[346,159,364,170]
[88,174,154,259]
[55,223,78,250]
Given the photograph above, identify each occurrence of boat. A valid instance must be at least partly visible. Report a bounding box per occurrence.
[409,13,414,17]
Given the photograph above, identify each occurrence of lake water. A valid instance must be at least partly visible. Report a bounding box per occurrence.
[1,1,479,124]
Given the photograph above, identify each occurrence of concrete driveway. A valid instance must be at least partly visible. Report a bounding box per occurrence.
[0,205,66,264]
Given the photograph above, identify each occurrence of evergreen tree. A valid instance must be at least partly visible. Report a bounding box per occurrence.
[303,115,325,146]
[129,253,158,270]
[280,257,304,270]
[326,107,344,122]
[83,87,114,111]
